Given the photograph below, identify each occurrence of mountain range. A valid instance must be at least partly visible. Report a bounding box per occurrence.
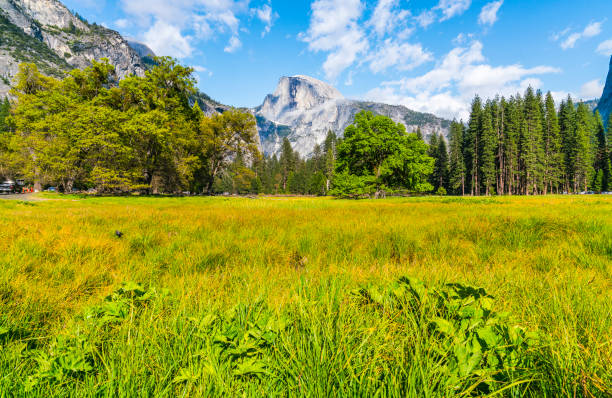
[0,0,610,158]
[595,56,612,126]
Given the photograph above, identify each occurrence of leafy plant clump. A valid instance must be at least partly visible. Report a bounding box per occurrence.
[175,303,288,386]
[24,282,166,389]
[355,277,540,395]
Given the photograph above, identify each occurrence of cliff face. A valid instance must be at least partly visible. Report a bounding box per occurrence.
[0,0,145,96]
[255,75,451,157]
[596,56,612,127]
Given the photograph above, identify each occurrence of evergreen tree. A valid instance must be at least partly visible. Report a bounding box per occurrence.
[592,112,609,191]
[501,96,520,195]
[279,137,294,192]
[559,97,576,192]
[480,101,497,195]
[573,103,594,192]
[465,96,482,195]
[434,136,449,191]
[520,88,545,194]
[448,121,466,195]
[543,92,562,193]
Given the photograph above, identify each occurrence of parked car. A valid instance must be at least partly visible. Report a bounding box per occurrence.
[0,181,17,194]
[46,186,57,192]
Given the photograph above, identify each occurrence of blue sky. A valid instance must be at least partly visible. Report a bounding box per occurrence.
[62,0,612,120]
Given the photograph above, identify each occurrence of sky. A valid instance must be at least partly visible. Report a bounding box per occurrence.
[61,0,612,121]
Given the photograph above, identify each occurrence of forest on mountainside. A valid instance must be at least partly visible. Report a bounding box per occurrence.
[0,59,610,197]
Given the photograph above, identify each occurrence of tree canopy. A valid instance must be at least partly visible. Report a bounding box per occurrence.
[0,58,260,194]
[332,111,434,198]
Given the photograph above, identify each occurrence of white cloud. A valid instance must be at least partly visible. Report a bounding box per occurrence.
[579,79,603,99]
[557,21,603,50]
[365,41,560,120]
[416,10,436,28]
[224,36,242,53]
[368,40,432,73]
[415,0,471,28]
[300,0,369,80]
[478,0,503,26]
[253,4,278,37]
[119,0,258,58]
[368,0,410,37]
[143,20,193,58]
[436,0,471,22]
[596,39,612,56]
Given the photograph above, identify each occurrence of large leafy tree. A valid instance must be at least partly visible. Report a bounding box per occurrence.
[333,111,433,198]
[198,109,260,193]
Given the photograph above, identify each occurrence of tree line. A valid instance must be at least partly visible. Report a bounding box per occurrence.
[0,58,259,194]
[427,88,611,195]
[1,59,609,197]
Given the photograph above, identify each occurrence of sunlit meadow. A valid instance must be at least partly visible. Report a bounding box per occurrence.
[0,195,610,396]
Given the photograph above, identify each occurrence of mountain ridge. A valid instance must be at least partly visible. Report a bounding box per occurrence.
[0,0,145,97]
[254,75,451,157]
[595,55,612,127]
[0,0,452,158]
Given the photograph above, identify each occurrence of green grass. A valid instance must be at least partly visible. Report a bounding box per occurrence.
[0,195,610,396]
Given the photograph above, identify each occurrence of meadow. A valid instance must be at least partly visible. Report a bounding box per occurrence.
[0,194,610,397]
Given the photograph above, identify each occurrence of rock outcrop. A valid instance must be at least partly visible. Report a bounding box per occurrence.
[0,0,145,96]
[596,55,612,127]
[255,75,451,157]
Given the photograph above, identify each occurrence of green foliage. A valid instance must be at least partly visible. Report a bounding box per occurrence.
[25,282,166,390]
[455,89,607,196]
[333,111,434,198]
[355,277,539,395]
[4,59,259,194]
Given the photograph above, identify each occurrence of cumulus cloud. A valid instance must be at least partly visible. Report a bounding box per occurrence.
[119,0,268,58]
[301,0,431,80]
[416,10,436,28]
[365,41,560,120]
[143,20,193,58]
[556,21,603,50]
[414,0,471,28]
[224,36,242,53]
[253,4,278,37]
[478,0,503,26]
[300,0,369,79]
[597,39,612,56]
[579,79,603,99]
[368,40,432,73]
[436,0,471,22]
[368,0,410,37]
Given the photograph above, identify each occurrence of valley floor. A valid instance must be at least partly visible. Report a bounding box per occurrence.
[0,195,610,396]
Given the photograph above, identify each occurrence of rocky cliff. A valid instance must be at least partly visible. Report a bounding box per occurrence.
[255,75,450,157]
[596,55,612,128]
[0,0,145,96]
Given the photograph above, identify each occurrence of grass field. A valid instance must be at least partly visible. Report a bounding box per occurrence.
[0,195,610,396]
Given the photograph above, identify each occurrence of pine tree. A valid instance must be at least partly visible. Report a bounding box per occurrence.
[543,92,562,193]
[559,97,576,192]
[465,96,483,195]
[495,98,506,195]
[448,121,466,195]
[592,112,609,191]
[480,101,497,195]
[573,103,594,192]
[435,137,449,191]
[279,137,294,192]
[503,96,522,195]
[521,88,545,194]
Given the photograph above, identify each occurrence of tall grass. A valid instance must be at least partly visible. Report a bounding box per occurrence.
[0,195,610,396]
